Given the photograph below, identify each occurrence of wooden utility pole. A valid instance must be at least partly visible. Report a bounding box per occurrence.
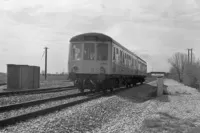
[44,47,48,80]
[187,48,193,64]
[191,48,193,64]
[187,49,190,63]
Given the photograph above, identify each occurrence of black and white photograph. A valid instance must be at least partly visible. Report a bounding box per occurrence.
[0,0,200,133]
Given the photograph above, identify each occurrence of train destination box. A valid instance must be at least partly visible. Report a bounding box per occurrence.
[7,64,40,90]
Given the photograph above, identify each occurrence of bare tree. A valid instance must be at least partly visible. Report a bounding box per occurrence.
[168,52,187,82]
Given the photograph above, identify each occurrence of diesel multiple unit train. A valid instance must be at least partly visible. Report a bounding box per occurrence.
[68,32,147,93]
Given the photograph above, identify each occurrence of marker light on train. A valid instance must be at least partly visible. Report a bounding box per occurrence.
[71,66,79,73]
[100,67,106,74]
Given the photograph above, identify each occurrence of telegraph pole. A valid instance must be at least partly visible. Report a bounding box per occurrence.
[191,48,193,64]
[187,49,190,63]
[44,47,48,80]
[187,48,193,64]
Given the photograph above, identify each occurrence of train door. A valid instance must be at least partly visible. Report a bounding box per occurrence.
[96,42,111,74]
[112,46,116,73]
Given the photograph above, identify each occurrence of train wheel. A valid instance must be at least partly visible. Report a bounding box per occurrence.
[74,80,78,88]
[125,84,128,88]
[103,89,107,94]
[110,88,113,92]
[107,79,112,93]
[114,79,119,88]
[102,80,107,94]
[127,84,130,88]
[78,80,84,93]
[102,83,107,94]
[132,82,136,87]
[88,80,95,93]
[125,80,129,88]
[96,82,101,92]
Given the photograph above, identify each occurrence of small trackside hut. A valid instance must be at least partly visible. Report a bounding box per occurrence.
[7,64,40,90]
[68,32,147,93]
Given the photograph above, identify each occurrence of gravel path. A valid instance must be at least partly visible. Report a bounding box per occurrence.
[137,79,200,133]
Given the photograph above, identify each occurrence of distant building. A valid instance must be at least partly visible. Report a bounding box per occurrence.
[148,72,168,77]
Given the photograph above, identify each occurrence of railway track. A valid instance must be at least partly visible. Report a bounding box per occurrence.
[0,86,130,128]
[0,85,75,96]
[0,91,91,112]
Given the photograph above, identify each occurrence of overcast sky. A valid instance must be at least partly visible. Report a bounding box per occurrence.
[1,0,200,73]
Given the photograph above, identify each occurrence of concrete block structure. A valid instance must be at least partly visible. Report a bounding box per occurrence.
[157,77,164,96]
[7,64,40,90]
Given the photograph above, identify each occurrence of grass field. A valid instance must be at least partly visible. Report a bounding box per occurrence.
[0,73,6,84]
[0,73,69,83]
[40,74,68,82]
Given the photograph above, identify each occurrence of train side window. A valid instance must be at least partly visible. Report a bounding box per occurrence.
[122,52,125,64]
[71,43,82,60]
[122,52,123,63]
[131,58,134,66]
[116,48,119,54]
[97,43,108,61]
[84,43,95,60]
[120,50,122,63]
[138,62,141,70]
[113,47,116,60]
[127,54,129,65]
[135,59,137,67]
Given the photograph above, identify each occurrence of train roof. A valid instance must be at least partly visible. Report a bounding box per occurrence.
[70,32,146,64]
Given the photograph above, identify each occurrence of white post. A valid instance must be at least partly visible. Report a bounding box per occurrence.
[157,77,164,96]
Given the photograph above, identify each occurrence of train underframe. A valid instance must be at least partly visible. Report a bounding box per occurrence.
[69,73,146,93]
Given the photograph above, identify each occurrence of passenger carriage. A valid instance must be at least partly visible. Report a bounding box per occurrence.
[68,32,147,93]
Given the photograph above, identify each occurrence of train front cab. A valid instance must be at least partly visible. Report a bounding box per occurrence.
[68,41,112,93]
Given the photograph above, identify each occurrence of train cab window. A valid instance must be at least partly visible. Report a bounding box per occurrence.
[71,43,82,60]
[84,43,95,60]
[97,43,108,61]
